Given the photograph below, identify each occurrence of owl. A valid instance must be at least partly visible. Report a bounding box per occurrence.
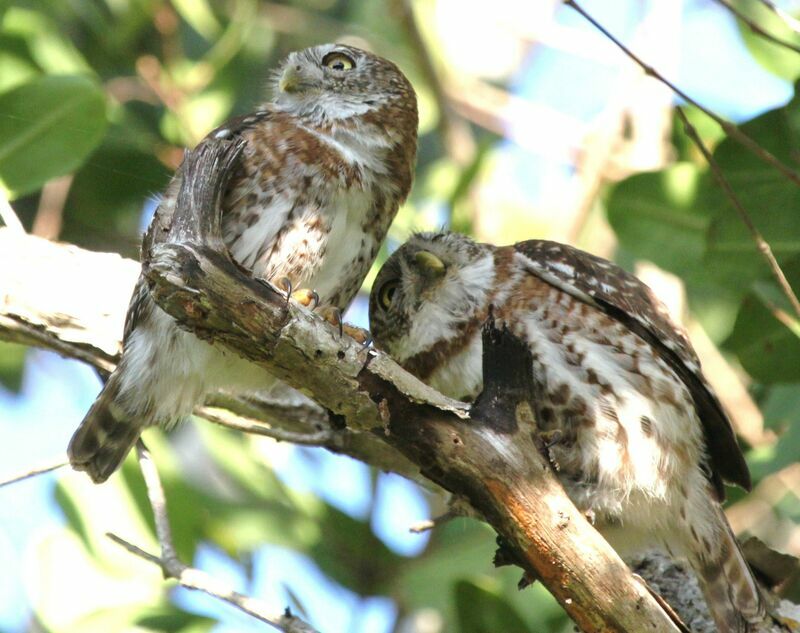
[68,44,418,483]
[369,231,764,633]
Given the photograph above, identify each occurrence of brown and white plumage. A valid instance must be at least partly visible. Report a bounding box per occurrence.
[369,231,764,632]
[69,44,418,483]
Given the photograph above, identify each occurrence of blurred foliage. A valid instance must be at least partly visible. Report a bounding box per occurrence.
[1,0,799,632]
[734,0,800,81]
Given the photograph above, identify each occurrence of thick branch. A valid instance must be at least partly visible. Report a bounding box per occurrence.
[138,136,687,632]
[0,228,420,482]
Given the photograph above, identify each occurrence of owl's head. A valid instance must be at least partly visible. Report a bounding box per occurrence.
[369,232,496,365]
[272,44,416,124]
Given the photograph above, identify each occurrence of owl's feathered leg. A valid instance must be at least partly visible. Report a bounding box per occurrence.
[67,372,142,483]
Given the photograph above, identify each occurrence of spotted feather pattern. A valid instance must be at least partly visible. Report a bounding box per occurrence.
[513,240,750,497]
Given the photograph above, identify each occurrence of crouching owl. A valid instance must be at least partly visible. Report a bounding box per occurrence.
[68,44,418,483]
[369,231,764,633]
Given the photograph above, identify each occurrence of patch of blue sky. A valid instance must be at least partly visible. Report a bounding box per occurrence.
[0,351,101,631]
[371,472,431,557]
[273,447,373,521]
[679,1,792,120]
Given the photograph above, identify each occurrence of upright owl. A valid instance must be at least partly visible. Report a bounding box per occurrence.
[369,232,764,633]
[69,44,418,483]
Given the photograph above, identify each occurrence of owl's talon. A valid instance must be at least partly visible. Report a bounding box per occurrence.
[277,277,293,304]
[539,429,563,449]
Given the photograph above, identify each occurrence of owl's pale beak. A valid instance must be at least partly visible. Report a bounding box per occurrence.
[415,251,446,278]
[279,66,301,93]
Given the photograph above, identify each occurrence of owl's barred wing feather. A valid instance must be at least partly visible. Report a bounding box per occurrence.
[512,239,751,498]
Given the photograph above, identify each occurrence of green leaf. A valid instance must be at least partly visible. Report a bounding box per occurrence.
[0,75,108,198]
[395,520,564,632]
[761,383,800,430]
[724,258,800,383]
[607,163,709,278]
[1,7,93,76]
[308,502,403,596]
[0,340,26,392]
[454,579,534,633]
[135,606,216,632]
[734,0,800,81]
[702,104,800,281]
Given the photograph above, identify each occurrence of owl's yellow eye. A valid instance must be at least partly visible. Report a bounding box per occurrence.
[378,280,398,309]
[322,52,355,71]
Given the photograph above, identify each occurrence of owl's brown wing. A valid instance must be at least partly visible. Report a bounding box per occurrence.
[513,239,750,499]
[125,109,276,343]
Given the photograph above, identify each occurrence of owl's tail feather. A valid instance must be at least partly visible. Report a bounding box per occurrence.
[67,373,141,484]
[693,512,765,633]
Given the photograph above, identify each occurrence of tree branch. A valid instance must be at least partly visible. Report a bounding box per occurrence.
[136,135,689,631]
[0,228,421,483]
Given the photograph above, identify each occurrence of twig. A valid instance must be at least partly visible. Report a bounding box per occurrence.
[106,534,316,632]
[564,0,800,188]
[197,406,340,446]
[107,441,319,632]
[0,456,68,487]
[715,0,800,55]
[32,175,73,240]
[758,0,800,35]
[676,106,800,319]
[135,441,177,563]
[0,195,24,233]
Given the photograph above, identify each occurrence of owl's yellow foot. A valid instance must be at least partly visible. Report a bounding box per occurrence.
[318,306,371,344]
[276,277,320,308]
[291,288,320,308]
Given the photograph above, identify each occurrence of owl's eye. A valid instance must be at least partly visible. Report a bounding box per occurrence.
[378,280,398,309]
[322,52,355,71]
